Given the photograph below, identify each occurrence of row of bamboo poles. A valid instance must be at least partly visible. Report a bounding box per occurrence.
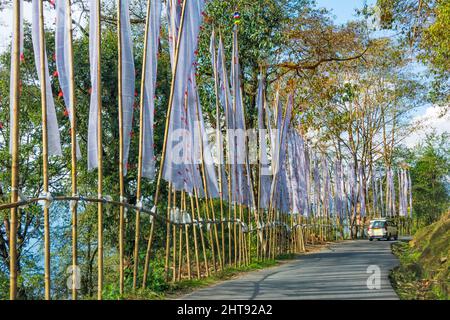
[5,0,412,300]
[5,0,313,300]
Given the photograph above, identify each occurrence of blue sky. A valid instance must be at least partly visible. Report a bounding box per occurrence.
[316,0,376,24]
[315,0,449,146]
[0,0,446,146]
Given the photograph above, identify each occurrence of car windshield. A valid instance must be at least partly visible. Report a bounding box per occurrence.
[372,221,385,228]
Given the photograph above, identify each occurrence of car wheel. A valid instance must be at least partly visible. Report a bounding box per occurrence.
[369,237,373,241]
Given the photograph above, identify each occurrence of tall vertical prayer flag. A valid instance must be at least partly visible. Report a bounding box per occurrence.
[287,130,303,214]
[217,36,235,202]
[192,77,220,199]
[313,156,321,216]
[407,170,413,217]
[141,0,162,179]
[9,0,24,154]
[270,95,293,213]
[359,165,366,217]
[210,30,228,200]
[87,0,100,170]
[162,0,206,193]
[231,25,254,207]
[322,157,330,217]
[31,0,62,156]
[120,0,135,176]
[55,0,81,159]
[256,73,271,209]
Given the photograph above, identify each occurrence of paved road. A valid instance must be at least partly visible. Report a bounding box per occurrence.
[182,240,400,300]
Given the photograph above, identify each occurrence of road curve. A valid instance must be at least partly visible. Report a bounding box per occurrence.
[181,239,400,300]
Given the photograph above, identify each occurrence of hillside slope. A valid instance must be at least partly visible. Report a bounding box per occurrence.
[391,212,449,299]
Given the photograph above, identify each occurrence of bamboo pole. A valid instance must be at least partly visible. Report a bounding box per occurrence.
[231,25,257,267]
[193,95,219,272]
[9,0,21,301]
[38,0,51,300]
[248,207,251,263]
[271,209,276,259]
[202,198,216,272]
[142,0,188,281]
[132,205,141,290]
[172,222,177,281]
[117,0,125,295]
[233,203,237,266]
[289,214,293,253]
[66,0,78,300]
[216,31,233,267]
[211,28,226,268]
[95,0,104,300]
[172,189,177,282]
[230,35,238,266]
[255,69,268,261]
[164,184,172,281]
[182,192,191,280]
[238,204,243,266]
[141,212,155,287]
[194,188,209,277]
[133,0,153,291]
[177,221,183,281]
[189,194,201,278]
[256,96,262,260]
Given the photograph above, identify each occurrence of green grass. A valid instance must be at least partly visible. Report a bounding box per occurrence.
[117,257,287,300]
[390,212,449,300]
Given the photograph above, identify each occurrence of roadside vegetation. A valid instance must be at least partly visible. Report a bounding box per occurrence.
[103,254,299,300]
[391,211,449,300]
[390,134,449,300]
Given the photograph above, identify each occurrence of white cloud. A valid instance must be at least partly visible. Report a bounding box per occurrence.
[403,105,450,147]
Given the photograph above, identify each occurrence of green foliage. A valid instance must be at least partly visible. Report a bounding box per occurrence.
[197,0,311,123]
[391,212,449,300]
[409,133,449,225]
[420,0,450,74]
[375,0,450,104]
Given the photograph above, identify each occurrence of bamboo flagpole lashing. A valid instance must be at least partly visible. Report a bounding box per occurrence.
[9,0,21,301]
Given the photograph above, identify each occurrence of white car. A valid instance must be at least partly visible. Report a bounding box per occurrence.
[368,219,398,241]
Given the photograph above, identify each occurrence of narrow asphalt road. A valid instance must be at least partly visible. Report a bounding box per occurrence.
[182,239,400,300]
